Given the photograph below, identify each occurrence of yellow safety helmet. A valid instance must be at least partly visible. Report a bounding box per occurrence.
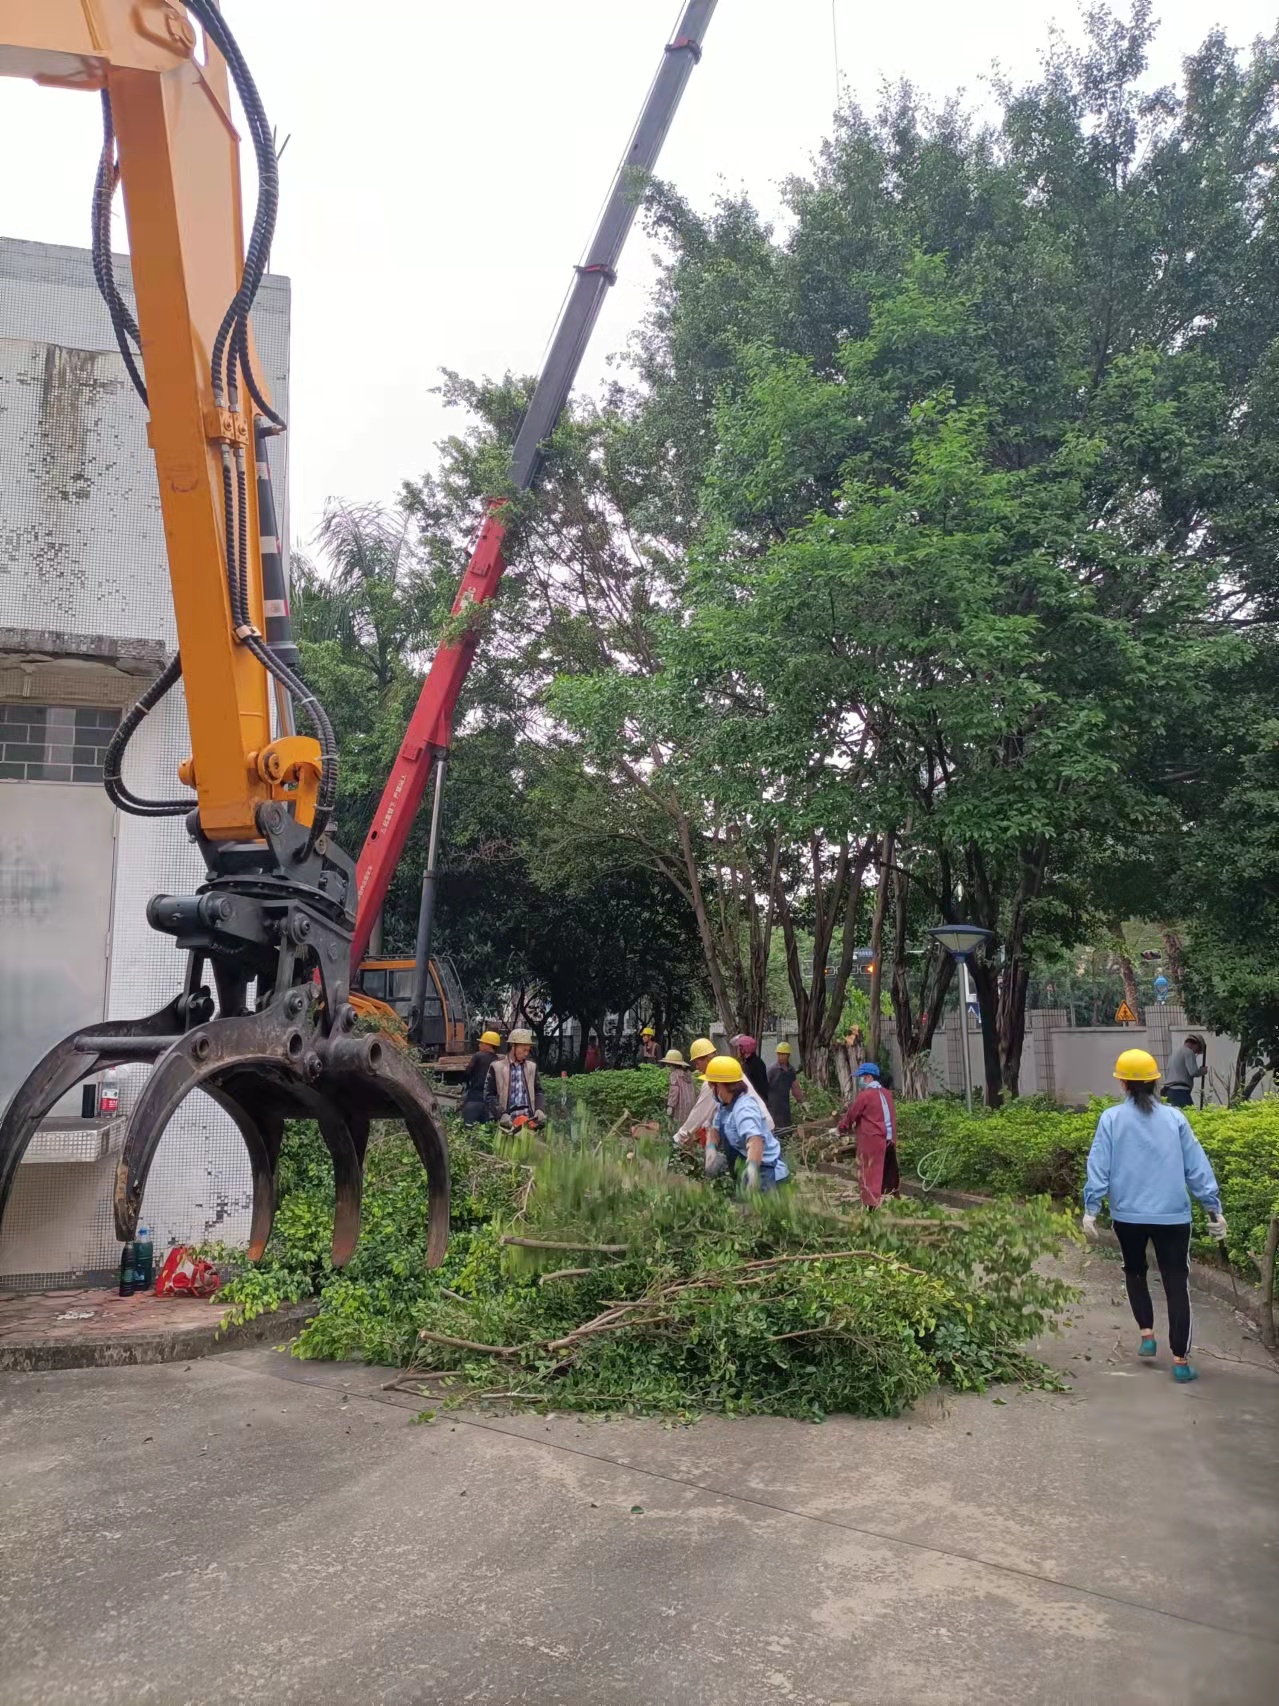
[641,1026,655,1038]
[479,1030,501,1048]
[1114,1048,1160,1082]
[688,1037,716,1063]
[662,1048,686,1066]
[703,1055,744,1084]
[776,1041,792,1056]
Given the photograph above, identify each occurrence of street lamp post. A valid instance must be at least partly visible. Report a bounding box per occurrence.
[926,925,994,1115]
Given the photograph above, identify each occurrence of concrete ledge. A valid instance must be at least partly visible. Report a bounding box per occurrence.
[0,1287,316,1373]
[0,627,169,677]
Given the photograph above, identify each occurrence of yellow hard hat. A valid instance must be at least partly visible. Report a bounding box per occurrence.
[641,1026,655,1038]
[1114,1048,1159,1083]
[776,1041,791,1055]
[703,1055,744,1084]
[479,1030,501,1048]
[688,1037,716,1063]
[662,1048,686,1066]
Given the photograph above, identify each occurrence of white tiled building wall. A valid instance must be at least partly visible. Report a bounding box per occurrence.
[0,237,291,1282]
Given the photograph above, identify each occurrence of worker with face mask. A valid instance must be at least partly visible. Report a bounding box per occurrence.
[485,1029,547,1129]
[672,1038,775,1148]
[732,1034,770,1101]
[462,1029,502,1126]
[703,1056,790,1190]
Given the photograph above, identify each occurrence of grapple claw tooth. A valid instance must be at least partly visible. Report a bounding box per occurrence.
[114,1003,310,1243]
[325,1033,450,1268]
[202,1083,284,1261]
[285,1085,363,1267]
[0,999,185,1242]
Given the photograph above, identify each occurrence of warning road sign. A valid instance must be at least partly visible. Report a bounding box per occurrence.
[1115,1001,1138,1024]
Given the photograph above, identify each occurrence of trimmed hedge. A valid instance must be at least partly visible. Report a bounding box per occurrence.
[895,1096,1279,1283]
[556,1065,671,1126]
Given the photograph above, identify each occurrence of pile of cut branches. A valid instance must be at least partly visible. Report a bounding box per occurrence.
[219,1121,1075,1420]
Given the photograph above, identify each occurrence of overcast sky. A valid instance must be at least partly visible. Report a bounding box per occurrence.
[2,1,1273,551]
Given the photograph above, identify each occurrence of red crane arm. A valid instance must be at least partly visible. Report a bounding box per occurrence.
[349,0,717,968]
[352,508,507,947]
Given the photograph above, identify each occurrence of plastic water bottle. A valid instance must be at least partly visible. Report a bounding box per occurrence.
[118,1240,137,1297]
[134,1224,155,1293]
[99,1071,119,1115]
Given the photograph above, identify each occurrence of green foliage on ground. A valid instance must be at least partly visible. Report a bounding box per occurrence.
[558,1066,671,1127]
[895,1097,1279,1285]
[218,1118,1075,1419]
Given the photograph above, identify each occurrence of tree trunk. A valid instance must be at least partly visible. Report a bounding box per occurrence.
[889,853,956,1100]
[1161,928,1185,989]
[816,843,876,1079]
[967,954,1004,1109]
[867,831,893,1062]
[994,842,1047,1099]
[997,958,1030,1098]
[674,808,737,1034]
[1259,1215,1278,1352]
[776,838,874,1086]
[1107,919,1142,1022]
[1231,1034,1253,1104]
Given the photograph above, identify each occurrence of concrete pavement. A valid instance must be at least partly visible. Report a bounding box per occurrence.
[1,1245,1276,1705]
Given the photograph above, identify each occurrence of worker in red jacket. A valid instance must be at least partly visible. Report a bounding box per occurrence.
[838,1062,899,1207]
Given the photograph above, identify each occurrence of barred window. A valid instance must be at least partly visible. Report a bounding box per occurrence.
[0,703,120,783]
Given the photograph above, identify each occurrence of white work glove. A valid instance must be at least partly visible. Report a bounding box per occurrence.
[742,1160,761,1193]
[1207,1212,1228,1242]
[497,1115,514,1133]
[1081,1214,1098,1242]
[531,1110,548,1130]
[704,1144,728,1179]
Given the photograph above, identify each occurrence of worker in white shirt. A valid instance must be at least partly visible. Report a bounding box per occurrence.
[672,1036,774,1150]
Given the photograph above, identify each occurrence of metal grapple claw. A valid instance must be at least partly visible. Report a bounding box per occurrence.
[0,998,186,1230]
[109,996,449,1269]
[0,803,451,1273]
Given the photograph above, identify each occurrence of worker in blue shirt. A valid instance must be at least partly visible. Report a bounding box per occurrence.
[702,1055,789,1190]
[1083,1048,1227,1383]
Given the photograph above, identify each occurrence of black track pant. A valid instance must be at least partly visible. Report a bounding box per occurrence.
[1112,1221,1193,1358]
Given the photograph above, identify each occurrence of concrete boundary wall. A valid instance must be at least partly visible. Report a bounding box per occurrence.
[930,1005,1265,1106]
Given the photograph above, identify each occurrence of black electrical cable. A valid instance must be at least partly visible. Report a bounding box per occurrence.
[189,0,340,850]
[186,0,284,423]
[92,92,147,406]
[102,656,192,817]
[232,446,338,839]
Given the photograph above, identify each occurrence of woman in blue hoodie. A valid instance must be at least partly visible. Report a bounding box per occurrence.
[1083,1049,1227,1383]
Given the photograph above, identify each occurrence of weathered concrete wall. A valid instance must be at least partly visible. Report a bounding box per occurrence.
[0,238,291,1284]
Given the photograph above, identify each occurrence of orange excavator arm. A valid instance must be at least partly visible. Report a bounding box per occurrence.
[0,1,448,1271]
[2,0,321,836]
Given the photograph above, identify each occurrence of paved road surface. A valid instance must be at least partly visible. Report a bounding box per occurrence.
[1,1245,1276,1705]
